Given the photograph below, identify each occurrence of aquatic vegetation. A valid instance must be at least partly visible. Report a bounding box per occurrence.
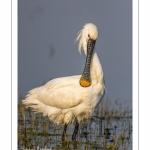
[18,97,132,150]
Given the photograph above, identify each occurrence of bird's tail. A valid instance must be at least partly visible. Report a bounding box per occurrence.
[22,99,62,122]
[22,99,75,125]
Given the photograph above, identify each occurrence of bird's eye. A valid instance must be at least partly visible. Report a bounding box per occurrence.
[88,34,90,38]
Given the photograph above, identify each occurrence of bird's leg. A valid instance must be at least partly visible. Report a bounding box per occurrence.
[62,123,68,141]
[72,120,79,141]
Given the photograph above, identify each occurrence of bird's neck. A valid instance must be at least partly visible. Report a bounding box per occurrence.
[90,52,104,84]
[79,51,104,87]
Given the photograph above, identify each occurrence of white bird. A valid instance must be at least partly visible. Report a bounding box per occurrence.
[22,23,106,141]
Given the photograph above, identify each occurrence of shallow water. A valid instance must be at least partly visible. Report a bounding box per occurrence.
[18,100,132,150]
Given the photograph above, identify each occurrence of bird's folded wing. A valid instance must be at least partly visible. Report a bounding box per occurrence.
[26,75,92,109]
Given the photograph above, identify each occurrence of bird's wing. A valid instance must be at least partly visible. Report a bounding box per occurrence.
[26,75,93,109]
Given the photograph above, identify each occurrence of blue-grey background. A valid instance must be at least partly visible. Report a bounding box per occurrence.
[18,0,132,105]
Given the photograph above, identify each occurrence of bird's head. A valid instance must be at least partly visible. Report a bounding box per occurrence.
[76,23,98,56]
[76,23,99,87]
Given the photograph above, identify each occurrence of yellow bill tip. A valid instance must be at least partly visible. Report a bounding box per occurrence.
[79,78,91,87]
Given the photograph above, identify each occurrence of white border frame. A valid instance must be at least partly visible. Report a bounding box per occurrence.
[0,0,12,149]
[133,0,138,149]
[139,0,150,149]
[12,0,17,149]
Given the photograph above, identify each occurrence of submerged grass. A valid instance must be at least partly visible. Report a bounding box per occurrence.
[18,97,132,150]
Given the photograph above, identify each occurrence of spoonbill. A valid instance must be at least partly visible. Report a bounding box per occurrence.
[22,23,106,141]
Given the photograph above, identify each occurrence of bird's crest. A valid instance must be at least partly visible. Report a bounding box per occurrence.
[75,23,98,55]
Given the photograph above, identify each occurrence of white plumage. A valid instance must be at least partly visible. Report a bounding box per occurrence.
[22,23,106,126]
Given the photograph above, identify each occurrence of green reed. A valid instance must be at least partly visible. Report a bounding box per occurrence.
[18,96,132,150]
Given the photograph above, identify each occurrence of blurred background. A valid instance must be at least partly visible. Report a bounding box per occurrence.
[18,0,132,107]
